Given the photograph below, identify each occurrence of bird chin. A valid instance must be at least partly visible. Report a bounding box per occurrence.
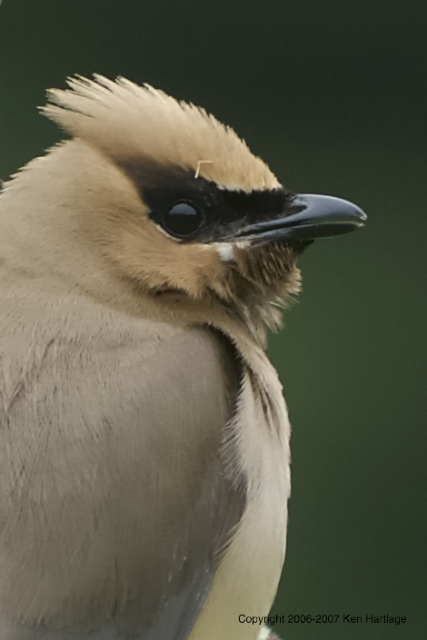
[241,240,299,281]
[218,241,303,319]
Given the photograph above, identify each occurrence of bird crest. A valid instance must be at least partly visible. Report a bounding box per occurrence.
[42,75,280,193]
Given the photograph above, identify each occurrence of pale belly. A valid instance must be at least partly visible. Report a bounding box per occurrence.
[188,366,291,640]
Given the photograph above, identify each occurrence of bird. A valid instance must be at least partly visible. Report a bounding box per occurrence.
[0,75,366,640]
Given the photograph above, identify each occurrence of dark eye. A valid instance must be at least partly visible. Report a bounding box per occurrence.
[162,202,203,239]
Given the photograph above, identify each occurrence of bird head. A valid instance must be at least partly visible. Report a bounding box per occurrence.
[40,76,366,334]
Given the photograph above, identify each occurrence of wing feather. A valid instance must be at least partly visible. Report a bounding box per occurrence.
[0,290,246,639]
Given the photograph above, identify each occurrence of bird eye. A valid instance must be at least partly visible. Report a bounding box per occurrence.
[162,202,203,239]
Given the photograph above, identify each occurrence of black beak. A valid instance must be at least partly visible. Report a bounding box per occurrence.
[231,194,367,243]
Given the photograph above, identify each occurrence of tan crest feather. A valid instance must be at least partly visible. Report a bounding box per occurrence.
[41,75,280,192]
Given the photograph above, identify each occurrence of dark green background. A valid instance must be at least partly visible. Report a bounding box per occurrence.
[0,0,425,638]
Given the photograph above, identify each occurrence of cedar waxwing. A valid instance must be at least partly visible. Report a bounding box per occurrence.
[0,76,366,640]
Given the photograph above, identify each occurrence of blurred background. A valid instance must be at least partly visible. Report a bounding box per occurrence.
[0,0,425,637]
